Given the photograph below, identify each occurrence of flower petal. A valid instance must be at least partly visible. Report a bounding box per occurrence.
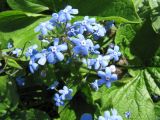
[114,45,119,51]
[54,38,59,46]
[98,79,106,86]
[98,71,106,79]
[55,52,64,61]
[110,74,118,81]
[38,56,46,65]
[80,113,92,120]
[105,67,111,76]
[106,81,111,88]
[57,43,68,51]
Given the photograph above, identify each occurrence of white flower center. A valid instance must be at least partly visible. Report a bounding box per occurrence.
[51,46,57,52]
[106,77,110,80]
[63,9,68,13]
[114,51,117,55]
[82,21,87,25]
[71,28,75,32]
[80,40,86,46]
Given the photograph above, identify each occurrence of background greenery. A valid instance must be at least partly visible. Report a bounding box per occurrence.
[0,0,160,120]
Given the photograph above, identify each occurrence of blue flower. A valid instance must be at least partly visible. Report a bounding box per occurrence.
[54,93,64,106]
[93,24,106,40]
[70,34,93,56]
[7,42,13,49]
[48,81,59,90]
[105,20,115,33]
[29,58,39,74]
[80,113,92,120]
[47,38,67,64]
[98,109,123,120]
[25,44,38,57]
[12,48,21,57]
[58,5,78,22]
[50,5,78,24]
[72,16,96,34]
[40,70,46,77]
[34,49,48,65]
[125,111,131,119]
[16,76,25,86]
[91,80,99,91]
[47,38,68,64]
[107,45,121,61]
[87,55,110,70]
[97,67,117,88]
[59,86,73,100]
[90,44,100,55]
[110,109,123,120]
[35,21,54,35]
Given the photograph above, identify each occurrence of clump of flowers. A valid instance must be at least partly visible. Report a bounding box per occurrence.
[4,5,122,112]
[80,108,123,120]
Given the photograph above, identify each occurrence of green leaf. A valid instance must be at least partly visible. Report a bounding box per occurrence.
[155,101,160,120]
[0,10,50,50]
[128,19,160,65]
[0,76,8,94]
[7,58,22,69]
[149,0,160,33]
[9,108,50,119]
[7,0,49,13]
[91,69,160,120]
[69,0,141,23]
[59,106,76,120]
[115,24,136,59]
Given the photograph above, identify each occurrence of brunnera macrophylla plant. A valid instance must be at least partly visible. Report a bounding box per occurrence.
[1,5,128,120]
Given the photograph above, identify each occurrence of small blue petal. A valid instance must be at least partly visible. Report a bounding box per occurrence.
[80,113,92,120]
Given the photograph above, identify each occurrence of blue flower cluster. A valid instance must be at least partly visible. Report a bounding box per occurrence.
[21,5,121,107]
[80,108,123,120]
[90,45,121,90]
[54,86,73,106]
[7,42,22,57]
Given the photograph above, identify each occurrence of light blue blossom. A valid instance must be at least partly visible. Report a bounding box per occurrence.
[29,58,38,74]
[98,109,123,120]
[12,48,21,57]
[97,67,117,88]
[54,93,64,106]
[25,44,38,57]
[70,34,93,56]
[47,38,67,64]
[59,86,73,100]
[16,76,25,86]
[48,81,59,90]
[93,24,106,40]
[80,113,92,120]
[34,49,48,65]
[107,45,121,61]
[105,20,115,33]
[72,16,96,35]
[90,44,100,55]
[7,42,13,49]
[91,80,99,91]
[125,111,131,119]
[35,21,54,35]
[50,5,78,24]
[86,55,110,70]
[40,70,46,77]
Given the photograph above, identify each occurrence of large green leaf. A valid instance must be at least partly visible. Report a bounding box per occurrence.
[0,76,19,117]
[7,0,49,13]
[149,0,160,34]
[115,24,136,60]
[91,68,160,120]
[0,10,50,49]
[68,0,141,23]
[8,108,50,119]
